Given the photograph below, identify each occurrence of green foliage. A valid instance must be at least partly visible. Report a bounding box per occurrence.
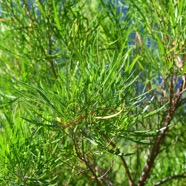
[0,0,186,185]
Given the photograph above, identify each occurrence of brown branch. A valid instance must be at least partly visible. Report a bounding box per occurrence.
[73,136,102,186]
[78,137,113,185]
[153,174,186,186]
[48,34,58,79]
[49,59,58,79]
[137,75,186,186]
[108,140,134,186]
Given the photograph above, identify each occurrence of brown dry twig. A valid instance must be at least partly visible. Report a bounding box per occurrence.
[56,103,124,128]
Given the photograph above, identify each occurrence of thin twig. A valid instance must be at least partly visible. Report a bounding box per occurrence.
[153,174,186,186]
[98,160,114,180]
[48,34,58,79]
[95,103,124,119]
[56,104,124,128]
[108,140,134,186]
[73,136,102,186]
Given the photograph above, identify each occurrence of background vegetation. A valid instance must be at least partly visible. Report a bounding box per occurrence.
[0,0,186,185]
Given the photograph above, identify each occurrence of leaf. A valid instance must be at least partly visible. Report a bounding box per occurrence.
[128,55,141,73]
[52,1,62,32]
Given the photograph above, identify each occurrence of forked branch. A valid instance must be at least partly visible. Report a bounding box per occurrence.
[137,75,186,186]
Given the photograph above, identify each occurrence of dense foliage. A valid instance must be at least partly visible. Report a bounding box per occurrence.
[0,0,186,185]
